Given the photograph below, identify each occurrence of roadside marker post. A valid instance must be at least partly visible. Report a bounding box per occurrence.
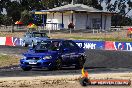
[80,68,131,86]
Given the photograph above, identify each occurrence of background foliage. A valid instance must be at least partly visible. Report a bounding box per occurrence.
[0,0,131,26]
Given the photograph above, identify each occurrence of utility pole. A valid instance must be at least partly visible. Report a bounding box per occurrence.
[71,0,74,5]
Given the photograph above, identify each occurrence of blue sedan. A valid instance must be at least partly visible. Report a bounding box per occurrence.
[20,39,86,71]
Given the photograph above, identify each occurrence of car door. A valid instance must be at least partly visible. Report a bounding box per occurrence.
[24,33,31,44]
[67,40,79,64]
[60,41,71,65]
[28,33,33,44]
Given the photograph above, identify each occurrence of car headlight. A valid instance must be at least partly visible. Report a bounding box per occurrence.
[43,56,52,60]
[35,40,38,43]
[22,56,26,59]
[35,40,41,43]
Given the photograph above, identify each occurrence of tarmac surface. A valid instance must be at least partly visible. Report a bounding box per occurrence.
[0,46,132,77]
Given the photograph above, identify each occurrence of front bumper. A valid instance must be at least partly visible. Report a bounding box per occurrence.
[20,59,54,68]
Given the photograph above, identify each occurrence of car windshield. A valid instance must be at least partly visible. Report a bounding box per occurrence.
[35,41,60,51]
[33,33,48,37]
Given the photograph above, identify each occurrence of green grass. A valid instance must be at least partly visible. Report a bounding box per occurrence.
[66,36,132,42]
[0,54,19,67]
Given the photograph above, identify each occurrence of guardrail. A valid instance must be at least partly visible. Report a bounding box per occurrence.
[1,37,132,51]
[0,37,22,46]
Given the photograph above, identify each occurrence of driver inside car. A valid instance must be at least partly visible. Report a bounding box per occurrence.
[50,42,59,50]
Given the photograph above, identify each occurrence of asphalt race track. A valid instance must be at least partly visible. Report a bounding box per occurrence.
[0,46,132,77]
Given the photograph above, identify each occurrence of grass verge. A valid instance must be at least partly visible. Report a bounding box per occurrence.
[66,36,132,42]
[0,54,19,67]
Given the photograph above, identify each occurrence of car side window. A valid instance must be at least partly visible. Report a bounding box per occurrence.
[49,41,60,51]
[28,34,32,38]
[67,40,79,50]
[26,34,30,37]
[61,41,70,53]
[42,33,47,37]
[62,41,70,49]
[68,41,75,47]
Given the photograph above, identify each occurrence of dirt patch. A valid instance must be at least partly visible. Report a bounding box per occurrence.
[0,75,79,88]
[0,73,132,88]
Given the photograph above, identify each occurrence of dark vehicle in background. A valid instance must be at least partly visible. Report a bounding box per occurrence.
[22,32,49,47]
[20,39,86,71]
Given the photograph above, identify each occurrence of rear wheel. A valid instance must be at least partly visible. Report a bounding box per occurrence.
[75,56,84,69]
[22,41,28,47]
[47,59,62,71]
[21,67,32,71]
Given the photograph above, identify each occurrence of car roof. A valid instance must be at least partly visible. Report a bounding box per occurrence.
[26,31,46,34]
[32,32,46,34]
[42,39,70,42]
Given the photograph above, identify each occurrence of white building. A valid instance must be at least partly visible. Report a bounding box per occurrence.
[35,4,113,30]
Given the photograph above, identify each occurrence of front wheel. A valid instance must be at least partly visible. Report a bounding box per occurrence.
[55,58,62,70]
[21,67,32,71]
[75,56,84,69]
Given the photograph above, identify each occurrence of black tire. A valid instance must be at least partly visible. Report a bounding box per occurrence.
[47,67,54,71]
[55,58,62,70]
[75,56,84,69]
[80,77,90,86]
[21,67,32,71]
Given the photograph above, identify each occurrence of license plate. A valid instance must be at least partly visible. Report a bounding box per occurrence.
[29,61,37,64]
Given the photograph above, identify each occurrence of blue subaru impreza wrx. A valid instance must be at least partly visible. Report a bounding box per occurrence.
[20,39,86,71]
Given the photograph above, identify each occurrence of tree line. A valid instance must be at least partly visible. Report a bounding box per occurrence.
[0,0,132,26]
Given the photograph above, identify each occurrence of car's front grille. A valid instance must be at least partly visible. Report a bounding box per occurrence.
[25,62,41,66]
[26,57,41,60]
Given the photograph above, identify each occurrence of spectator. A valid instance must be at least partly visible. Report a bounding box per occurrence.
[50,42,59,50]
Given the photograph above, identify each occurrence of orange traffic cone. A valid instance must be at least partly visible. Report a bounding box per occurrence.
[80,67,91,86]
[81,67,89,78]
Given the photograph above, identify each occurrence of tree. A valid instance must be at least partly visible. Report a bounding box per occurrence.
[3,1,21,23]
[0,14,3,25]
[75,0,103,10]
[2,15,13,26]
[20,10,33,25]
[100,0,132,26]
[0,0,3,13]
[0,0,131,26]
[20,0,47,10]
